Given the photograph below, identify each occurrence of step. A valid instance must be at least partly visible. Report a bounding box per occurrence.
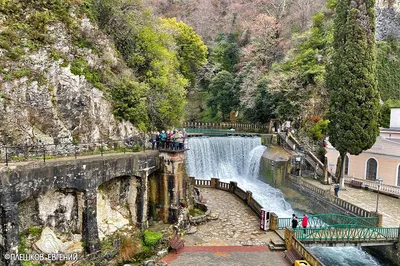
[270,239,285,247]
[268,243,287,251]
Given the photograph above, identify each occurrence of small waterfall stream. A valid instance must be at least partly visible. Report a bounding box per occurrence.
[185,136,390,266]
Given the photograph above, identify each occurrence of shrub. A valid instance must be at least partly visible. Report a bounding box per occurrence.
[117,236,138,262]
[28,226,42,237]
[189,208,204,217]
[143,230,162,247]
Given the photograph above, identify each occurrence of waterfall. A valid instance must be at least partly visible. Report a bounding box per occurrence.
[186,136,387,266]
[186,136,293,217]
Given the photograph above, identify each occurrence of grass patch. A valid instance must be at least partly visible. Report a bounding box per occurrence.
[13,68,31,78]
[28,225,42,237]
[189,208,205,217]
[143,230,162,247]
[11,156,26,161]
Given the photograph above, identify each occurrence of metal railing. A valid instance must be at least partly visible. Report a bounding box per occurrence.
[344,176,400,197]
[0,138,145,165]
[278,214,379,229]
[183,122,268,130]
[294,226,400,244]
[287,175,378,219]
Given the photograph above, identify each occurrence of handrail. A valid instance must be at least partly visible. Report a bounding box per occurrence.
[194,178,264,216]
[294,226,400,243]
[183,122,268,129]
[344,176,400,197]
[0,138,145,165]
[278,214,378,229]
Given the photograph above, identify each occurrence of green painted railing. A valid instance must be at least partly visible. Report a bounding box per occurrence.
[294,227,400,243]
[278,214,378,229]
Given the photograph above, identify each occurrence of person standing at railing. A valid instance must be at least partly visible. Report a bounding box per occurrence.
[166,130,171,149]
[159,130,167,149]
[291,214,298,229]
[156,132,160,150]
[151,132,157,150]
[173,130,180,150]
[177,131,184,150]
[302,214,308,234]
[334,184,340,197]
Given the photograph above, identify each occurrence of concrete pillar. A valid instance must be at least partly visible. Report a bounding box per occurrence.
[246,191,252,205]
[210,178,220,188]
[284,227,295,250]
[82,188,101,254]
[376,213,383,227]
[269,212,278,231]
[324,156,328,184]
[229,181,237,193]
[1,203,19,266]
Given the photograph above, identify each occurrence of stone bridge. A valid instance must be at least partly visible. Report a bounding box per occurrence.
[0,151,192,265]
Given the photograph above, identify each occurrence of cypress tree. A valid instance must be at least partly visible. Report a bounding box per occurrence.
[327,0,380,186]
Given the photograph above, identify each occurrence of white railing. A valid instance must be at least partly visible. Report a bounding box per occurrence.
[344,176,400,197]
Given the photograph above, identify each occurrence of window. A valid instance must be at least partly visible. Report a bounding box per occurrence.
[344,156,349,176]
[366,158,377,180]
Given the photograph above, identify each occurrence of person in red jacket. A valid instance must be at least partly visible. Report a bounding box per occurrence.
[302,214,308,233]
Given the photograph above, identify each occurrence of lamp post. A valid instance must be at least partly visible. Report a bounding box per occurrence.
[376,178,383,213]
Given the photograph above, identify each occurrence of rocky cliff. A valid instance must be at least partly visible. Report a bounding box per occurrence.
[376,5,400,41]
[0,4,138,146]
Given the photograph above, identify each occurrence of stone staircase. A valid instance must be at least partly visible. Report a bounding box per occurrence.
[268,239,286,251]
[268,229,286,251]
[278,132,337,183]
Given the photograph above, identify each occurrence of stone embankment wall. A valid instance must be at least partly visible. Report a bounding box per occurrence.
[285,176,379,220]
[194,178,263,216]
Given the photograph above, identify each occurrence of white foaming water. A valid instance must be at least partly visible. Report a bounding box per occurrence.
[185,136,293,217]
[309,246,388,266]
[186,136,388,266]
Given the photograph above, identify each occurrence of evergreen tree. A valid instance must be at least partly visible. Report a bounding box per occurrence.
[327,0,380,186]
[207,71,239,121]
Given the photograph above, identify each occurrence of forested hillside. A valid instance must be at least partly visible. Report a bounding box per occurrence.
[1,0,399,145]
[0,0,207,144]
[147,0,400,132]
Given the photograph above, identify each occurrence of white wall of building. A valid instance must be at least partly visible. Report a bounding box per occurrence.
[390,108,400,128]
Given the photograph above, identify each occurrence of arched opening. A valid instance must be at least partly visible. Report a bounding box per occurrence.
[365,158,378,180]
[344,155,349,176]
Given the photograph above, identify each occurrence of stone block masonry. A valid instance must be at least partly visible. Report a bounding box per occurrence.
[0,152,160,266]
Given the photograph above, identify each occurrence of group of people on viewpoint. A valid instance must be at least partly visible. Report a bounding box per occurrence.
[150,128,188,150]
[291,213,308,233]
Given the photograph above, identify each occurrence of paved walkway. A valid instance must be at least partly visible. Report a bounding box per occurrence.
[163,246,289,266]
[184,188,283,246]
[162,188,290,266]
[307,178,400,227]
